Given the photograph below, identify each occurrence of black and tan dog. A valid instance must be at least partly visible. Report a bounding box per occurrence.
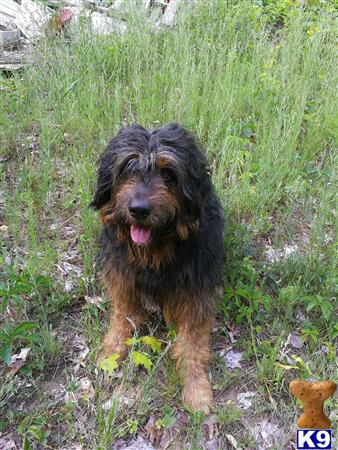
[91,123,224,414]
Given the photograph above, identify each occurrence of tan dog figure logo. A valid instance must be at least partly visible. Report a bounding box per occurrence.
[289,380,337,429]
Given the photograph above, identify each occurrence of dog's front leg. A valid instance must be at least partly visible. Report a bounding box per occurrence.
[96,277,147,366]
[165,301,214,415]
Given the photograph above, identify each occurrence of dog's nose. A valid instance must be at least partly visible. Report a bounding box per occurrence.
[128,199,151,219]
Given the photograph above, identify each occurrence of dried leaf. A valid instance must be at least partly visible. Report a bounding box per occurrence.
[157,429,175,450]
[223,349,243,370]
[59,446,83,450]
[225,434,242,450]
[117,436,156,450]
[5,348,31,377]
[251,420,282,450]
[79,377,94,400]
[144,415,162,447]
[290,334,303,349]
[203,414,219,441]
[158,409,189,450]
[157,410,188,449]
[237,391,255,410]
[84,295,104,308]
[0,437,17,450]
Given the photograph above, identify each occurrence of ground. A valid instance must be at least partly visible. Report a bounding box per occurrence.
[0,1,337,449]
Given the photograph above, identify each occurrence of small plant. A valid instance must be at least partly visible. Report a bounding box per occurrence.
[0,264,50,312]
[215,401,242,426]
[0,322,37,365]
[131,351,153,371]
[331,323,338,340]
[116,418,140,438]
[127,335,162,371]
[126,419,139,434]
[98,335,162,374]
[99,353,120,374]
[155,405,176,429]
[18,415,50,450]
[323,341,336,363]
[222,282,271,324]
[301,327,319,345]
[302,295,333,321]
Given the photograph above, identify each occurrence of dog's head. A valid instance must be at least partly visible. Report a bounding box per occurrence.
[91,123,211,246]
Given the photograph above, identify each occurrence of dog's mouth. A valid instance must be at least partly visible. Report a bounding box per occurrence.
[130,224,151,245]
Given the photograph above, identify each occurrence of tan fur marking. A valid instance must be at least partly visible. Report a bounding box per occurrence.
[164,294,215,414]
[96,270,147,365]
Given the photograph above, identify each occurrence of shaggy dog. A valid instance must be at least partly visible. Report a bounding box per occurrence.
[91,123,224,414]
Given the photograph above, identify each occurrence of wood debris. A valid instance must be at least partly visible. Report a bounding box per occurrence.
[0,0,186,73]
[0,0,21,29]
[16,0,52,38]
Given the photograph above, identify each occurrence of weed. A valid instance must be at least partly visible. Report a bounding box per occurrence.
[215,401,242,427]
[1,0,337,447]
[0,322,37,365]
[17,415,50,450]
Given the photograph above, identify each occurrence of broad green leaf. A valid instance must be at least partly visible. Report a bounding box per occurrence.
[99,353,120,375]
[12,322,36,338]
[0,345,12,365]
[34,275,51,287]
[27,424,49,444]
[306,301,317,311]
[320,302,332,321]
[23,436,31,450]
[131,351,152,370]
[332,324,338,339]
[18,416,31,434]
[223,288,235,301]
[235,288,250,299]
[140,336,162,353]
[125,337,139,346]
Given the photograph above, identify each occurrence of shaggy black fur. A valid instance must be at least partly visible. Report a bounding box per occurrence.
[92,123,224,316]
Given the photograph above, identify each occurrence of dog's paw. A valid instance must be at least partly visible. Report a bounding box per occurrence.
[182,381,213,415]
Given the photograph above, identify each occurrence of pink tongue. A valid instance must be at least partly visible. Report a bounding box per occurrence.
[130,224,151,244]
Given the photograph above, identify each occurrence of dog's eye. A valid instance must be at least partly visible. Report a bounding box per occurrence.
[120,159,137,178]
[161,169,176,183]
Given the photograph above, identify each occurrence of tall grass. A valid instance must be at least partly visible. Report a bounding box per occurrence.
[2,0,336,289]
[0,1,337,447]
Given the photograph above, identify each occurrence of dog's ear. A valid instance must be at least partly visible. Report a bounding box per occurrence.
[176,159,209,239]
[90,150,116,210]
[181,149,211,221]
[151,123,212,239]
[91,124,149,210]
[168,124,211,218]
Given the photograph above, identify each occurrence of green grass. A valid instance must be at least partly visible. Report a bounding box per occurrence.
[1,1,337,448]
